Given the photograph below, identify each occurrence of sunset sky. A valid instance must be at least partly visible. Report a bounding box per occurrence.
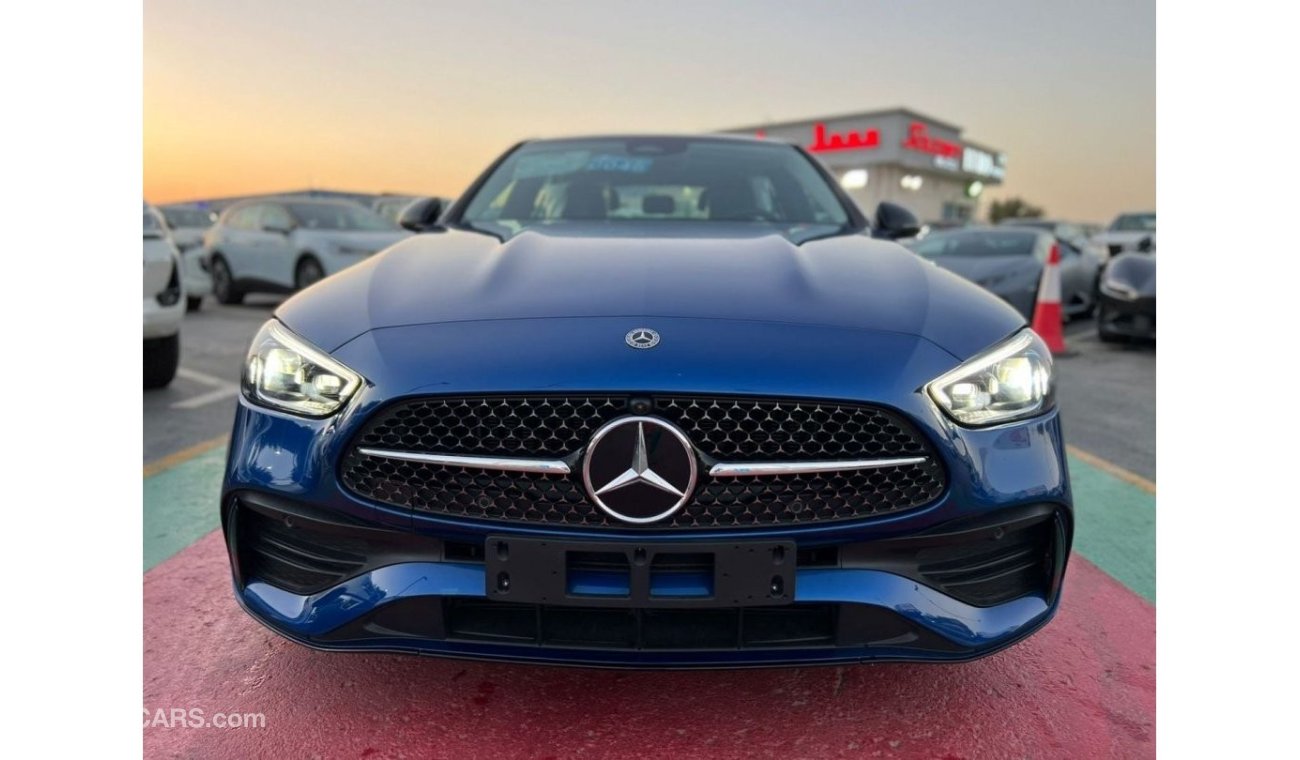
[144,0,1155,222]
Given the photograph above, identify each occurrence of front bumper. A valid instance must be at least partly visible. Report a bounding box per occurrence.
[182,248,213,297]
[143,295,183,339]
[1098,293,1156,339]
[222,387,1073,667]
[225,493,1068,667]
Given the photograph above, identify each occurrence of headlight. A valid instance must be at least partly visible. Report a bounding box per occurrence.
[242,320,363,417]
[1099,277,1139,300]
[926,329,1053,427]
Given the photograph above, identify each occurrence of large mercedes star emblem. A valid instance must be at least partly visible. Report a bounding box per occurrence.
[582,416,698,524]
[625,328,660,349]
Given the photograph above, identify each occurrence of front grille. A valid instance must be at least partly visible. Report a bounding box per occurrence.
[320,597,966,654]
[356,395,626,458]
[445,600,836,649]
[340,395,946,529]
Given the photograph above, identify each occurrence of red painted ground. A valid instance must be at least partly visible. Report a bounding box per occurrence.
[144,532,1154,759]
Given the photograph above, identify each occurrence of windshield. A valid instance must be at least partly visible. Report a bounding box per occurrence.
[908,229,1040,259]
[161,207,215,229]
[286,202,397,231]
[457,138,851,242]
[1111,213,1156,232]
[143,205,166,238]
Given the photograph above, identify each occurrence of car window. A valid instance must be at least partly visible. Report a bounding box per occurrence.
[260,205,294,231]
[161,207,214,229]
[458,137,850,242]
[1111,213,1156,232]
[144,205,166,238]
[284,202,397,231]
[228,205,260,231]
[999,220,1053,232]
[908,230,1040,258]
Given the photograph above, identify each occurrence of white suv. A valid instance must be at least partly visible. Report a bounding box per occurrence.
[143,204,185,388]
[205,199,409,303]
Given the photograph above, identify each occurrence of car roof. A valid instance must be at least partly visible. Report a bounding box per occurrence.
[519,133,788,149]
[230,197,365,210]
[924,225,1049,239]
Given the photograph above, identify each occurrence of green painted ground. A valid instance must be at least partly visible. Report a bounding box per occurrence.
[1066,453,1157,603]
[141,445,1156,603]
[143,445,227,571]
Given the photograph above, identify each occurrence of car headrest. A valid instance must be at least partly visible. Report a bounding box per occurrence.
[642,195,675,215]
[561,180,608,220]
[706,177,757,221]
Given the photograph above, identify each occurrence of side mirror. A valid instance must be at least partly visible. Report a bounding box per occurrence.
[872,201,921,241]
[398,197,446,232]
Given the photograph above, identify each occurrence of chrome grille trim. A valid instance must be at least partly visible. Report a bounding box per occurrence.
[355,448,572,475]
[707,457,928,478]
[357,447,927,480]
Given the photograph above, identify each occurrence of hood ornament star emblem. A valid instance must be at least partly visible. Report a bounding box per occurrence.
[625,328,660,349]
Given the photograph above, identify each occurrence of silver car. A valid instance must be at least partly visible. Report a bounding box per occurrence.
[908,227,1101,320]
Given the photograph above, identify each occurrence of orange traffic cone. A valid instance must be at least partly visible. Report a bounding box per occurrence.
[1031,243,1068,354]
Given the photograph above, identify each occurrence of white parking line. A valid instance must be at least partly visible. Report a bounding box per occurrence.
[176,367,234,388]
[171,386,240,410]
[171,367,240,409]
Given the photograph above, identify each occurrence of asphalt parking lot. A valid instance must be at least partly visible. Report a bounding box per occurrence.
[144,297,1156,758]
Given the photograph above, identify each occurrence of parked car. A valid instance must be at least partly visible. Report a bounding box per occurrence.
[159,204,216,311]
[143,204,185,388]
[205,199,409,304]
[1092,211,1156,257]
[997,217,1107,259]
[223,135,1071,668]
[371,194,425,224]
[907,227,1100,320]
[1097,236,1156,342]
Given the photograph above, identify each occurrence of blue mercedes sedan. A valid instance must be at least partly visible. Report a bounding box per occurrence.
[222,135,1071,668]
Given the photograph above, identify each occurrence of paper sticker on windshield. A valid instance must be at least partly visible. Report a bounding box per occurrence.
[514,151,591,179]
[585,154,653,173]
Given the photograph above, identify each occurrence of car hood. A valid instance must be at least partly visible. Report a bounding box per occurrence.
[1106,253,1157,296]
[926,255,1039,289]
[276,225,1026,361]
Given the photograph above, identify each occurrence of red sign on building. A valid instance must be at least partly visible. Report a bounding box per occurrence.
[807,122,880,153]
[902,121,961,158]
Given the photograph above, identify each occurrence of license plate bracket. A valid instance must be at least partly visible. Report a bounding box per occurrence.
[484,536,795,608]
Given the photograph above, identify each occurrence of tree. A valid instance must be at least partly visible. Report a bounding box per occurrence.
[988,197,1045,224]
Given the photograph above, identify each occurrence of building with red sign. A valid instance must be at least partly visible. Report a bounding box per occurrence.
[721,108,1006,225]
